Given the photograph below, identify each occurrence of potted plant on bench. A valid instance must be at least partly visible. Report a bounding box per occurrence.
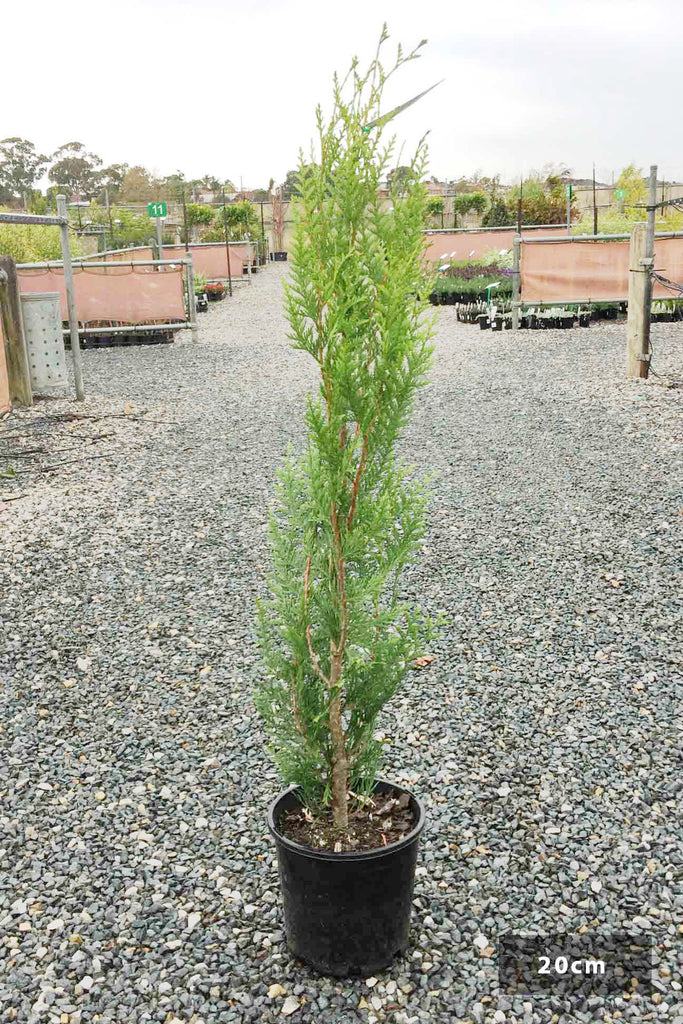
[205,280,226,301]
[254,27,438,977]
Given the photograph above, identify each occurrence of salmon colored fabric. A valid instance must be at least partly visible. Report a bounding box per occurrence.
[86,243,252,280]
[162,245,247,280]
[100,247,154,262]
[16,265,186,324]
[425,226,569,264]
[0,312,10,415]
[520,236,683,302]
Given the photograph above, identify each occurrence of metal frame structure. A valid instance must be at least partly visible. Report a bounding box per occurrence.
[16,257,199,344]
[0,196,85,399]
[511,230,683,327]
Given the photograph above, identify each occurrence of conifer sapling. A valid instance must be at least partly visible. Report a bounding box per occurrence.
[255,28,438,833]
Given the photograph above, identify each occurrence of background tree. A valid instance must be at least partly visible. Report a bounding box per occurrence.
[118,165,166,203]
[95,164,128,205]
[425,196,444,227]
[451,191,487,227]
[504,167,574,225]
[615,163,647,211]
[205,200,258,241]
[281,168,302,200]
[0,137,48,209]
[49,142,103,200]
[386,164,413,195]
[482,198,513,227]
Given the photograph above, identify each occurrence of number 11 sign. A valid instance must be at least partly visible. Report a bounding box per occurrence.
[147,202,167,217]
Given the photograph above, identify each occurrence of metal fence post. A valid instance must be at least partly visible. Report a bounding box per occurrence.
[186,253,198,342]
[512,234,521,330]
[57,195,85,401]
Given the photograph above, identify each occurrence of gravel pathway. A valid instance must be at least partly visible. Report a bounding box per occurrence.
[1,262,682,1024]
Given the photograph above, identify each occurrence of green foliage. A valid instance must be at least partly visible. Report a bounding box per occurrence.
[615,164,647,210]
[0,138,48,208]
[205,201,258,241]
[424,196,444,225]
[0,207,85,262]
[255,30,438,821]
[432,275,512,300]
[48,141,103,200]
[452,191,487,216]
[186,203,214,226]
[482,198,513,227]
[386,164,414,195]
[193,272,207,295]
[80,204,159,247]
[504,170,574,225]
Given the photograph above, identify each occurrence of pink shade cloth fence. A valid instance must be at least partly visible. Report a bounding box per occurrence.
[85,244,252,280]
[17,266,186,324]
[162,245,247,280]
[520,237,683,302]
[99,247,155,262]
[425,226,569,264]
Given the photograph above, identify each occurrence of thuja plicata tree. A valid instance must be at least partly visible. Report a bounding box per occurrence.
[255,29,438,832]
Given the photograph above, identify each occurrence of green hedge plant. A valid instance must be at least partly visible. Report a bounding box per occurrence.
[255,28,437,830]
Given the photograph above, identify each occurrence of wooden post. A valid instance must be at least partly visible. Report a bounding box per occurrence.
[511,234,521,329]
[626,221,652,378]
[0,256,32,406]
[57,195,85,400]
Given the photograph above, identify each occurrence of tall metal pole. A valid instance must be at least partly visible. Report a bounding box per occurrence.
[57,195,85,401]
[511,234,521,329]
[185,253,198,342]
[566,184,571,235]
[645,164,658,256]
[156,215,163,270]
[180,178,189,252]
[221,189,233,297]
[592,164,598,235]
[105,186,114,249]
[517,177,523,234]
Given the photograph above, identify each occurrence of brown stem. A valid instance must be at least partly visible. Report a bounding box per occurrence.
[328,502,349,829]
[303,555,331,688]
[347,434,369,531]
[328,651,348,830]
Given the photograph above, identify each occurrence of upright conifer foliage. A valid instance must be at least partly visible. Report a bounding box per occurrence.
[255,29,437,831]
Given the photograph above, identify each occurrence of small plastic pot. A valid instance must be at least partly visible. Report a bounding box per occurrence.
[268,780,426,976]
[478,315,490,330]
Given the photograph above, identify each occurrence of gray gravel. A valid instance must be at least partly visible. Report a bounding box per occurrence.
[1,262,682,1024]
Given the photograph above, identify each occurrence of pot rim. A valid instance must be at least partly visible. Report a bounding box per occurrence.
[267,777,426,862]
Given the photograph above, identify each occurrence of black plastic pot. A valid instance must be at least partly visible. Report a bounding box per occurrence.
[268,780,426,976]
[273,251,288,261]
[492,316,503,331]
[478,315,489,329]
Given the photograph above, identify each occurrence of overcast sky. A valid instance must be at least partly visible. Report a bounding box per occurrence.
[4,0,681,189]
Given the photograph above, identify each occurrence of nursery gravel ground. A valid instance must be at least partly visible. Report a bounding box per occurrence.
[1,262,682,1024]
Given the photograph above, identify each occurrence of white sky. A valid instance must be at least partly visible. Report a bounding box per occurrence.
[4,0,681,189]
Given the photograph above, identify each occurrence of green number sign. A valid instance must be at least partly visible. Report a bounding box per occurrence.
[565,183,572,199]
[615,188,626,200]
[147,202,167,218]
